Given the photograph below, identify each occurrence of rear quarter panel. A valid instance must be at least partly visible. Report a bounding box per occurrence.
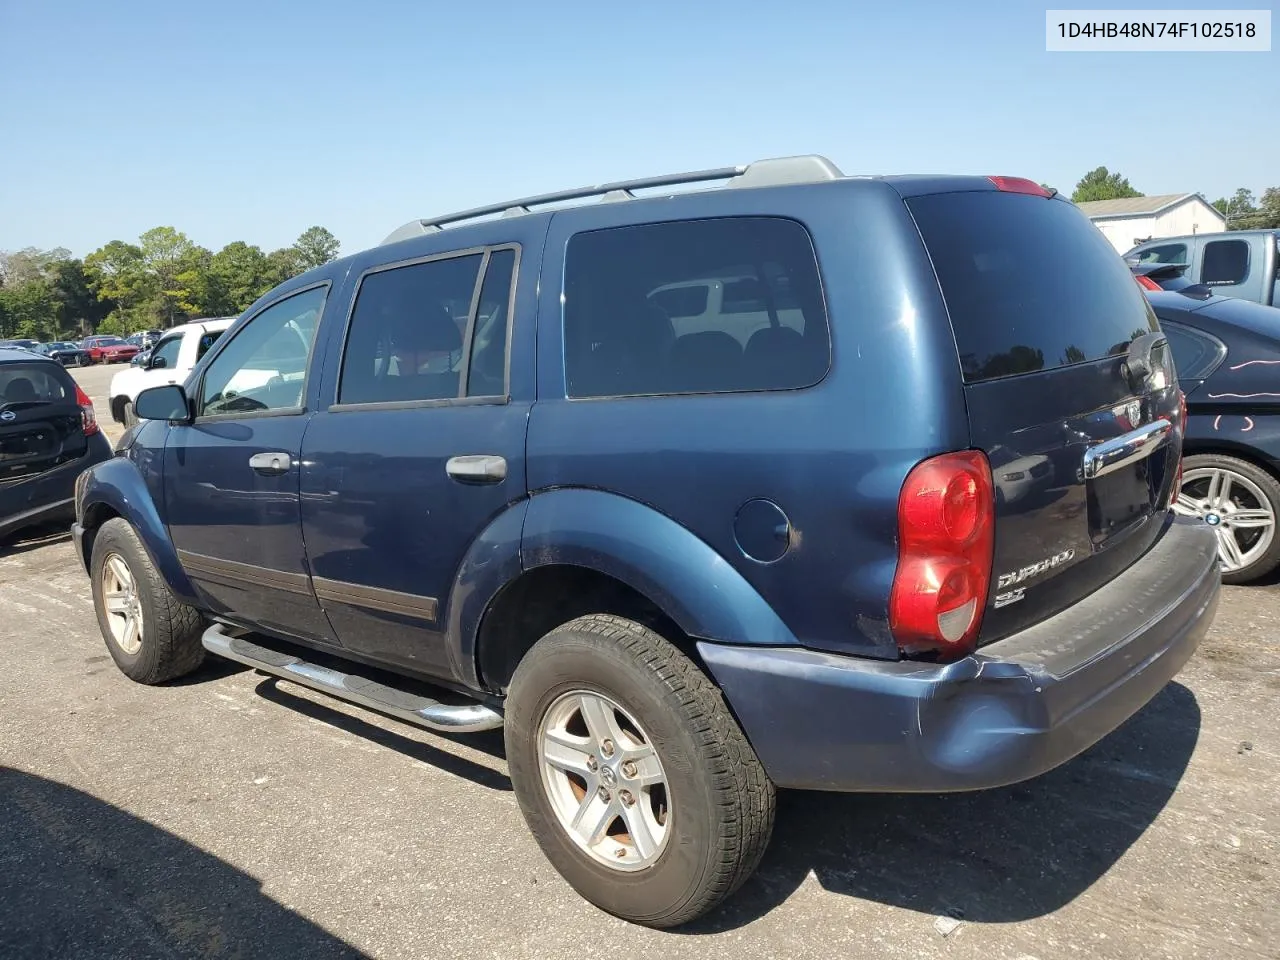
[528,180,970,658]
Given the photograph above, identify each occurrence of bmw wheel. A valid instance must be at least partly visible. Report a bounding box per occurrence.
[1173,453,1280,584]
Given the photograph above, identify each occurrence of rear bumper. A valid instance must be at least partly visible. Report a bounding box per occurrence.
[699,516,1220,792]
[1,433,113,541]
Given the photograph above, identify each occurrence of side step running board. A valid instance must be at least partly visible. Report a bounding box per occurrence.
[202,623,504,734]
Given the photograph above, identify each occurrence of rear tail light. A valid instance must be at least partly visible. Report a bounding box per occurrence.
[987,176,1053,198]
[75,384,99,436]
[1135,275,1162,292]
[890,451,995,661]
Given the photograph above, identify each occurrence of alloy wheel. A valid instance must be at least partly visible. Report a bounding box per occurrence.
[537,690,671,871]
[1174,466,1276,573]
[101,553,145,654]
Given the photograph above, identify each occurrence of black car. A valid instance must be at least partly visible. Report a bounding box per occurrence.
[1151,288,1280,582]
[38,341,92,366]
[0,348,112,541]
[1131,261,1211,296]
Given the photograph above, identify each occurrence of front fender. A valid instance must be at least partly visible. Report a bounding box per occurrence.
[520,488,798,647]
[76,455,198,604]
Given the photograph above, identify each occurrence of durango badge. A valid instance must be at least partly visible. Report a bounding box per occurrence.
[994,549,1077,607]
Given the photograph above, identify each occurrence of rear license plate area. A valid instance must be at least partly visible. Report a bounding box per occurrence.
[1087,459,1157,548]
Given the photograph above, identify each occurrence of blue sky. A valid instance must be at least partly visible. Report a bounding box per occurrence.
[1,0,1274,259]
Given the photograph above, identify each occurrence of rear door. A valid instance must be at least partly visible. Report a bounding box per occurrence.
[299,241,531,681]
[0,360,87,491]
[907,190,1182,642]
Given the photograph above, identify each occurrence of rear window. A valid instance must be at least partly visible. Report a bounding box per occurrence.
[0,363,71,405]
[909,192,1158,383]
[1159,321,1227,380]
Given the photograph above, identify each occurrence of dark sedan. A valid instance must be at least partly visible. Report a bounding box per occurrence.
[1152,288,1280,582]
[37,341,91,366]
[1,347,112,541]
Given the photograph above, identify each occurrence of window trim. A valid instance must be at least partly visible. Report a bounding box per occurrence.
[1201,238,1251,286]
[328,242,521,413]
[559,215,833,401]
[190,280,331,424]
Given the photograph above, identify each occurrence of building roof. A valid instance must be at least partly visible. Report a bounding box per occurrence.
[1076,192,1224,221]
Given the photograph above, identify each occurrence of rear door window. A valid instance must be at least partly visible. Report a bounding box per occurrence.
[908,192,1158,382]
[1201,239,1250,285]
[563,217,831,398]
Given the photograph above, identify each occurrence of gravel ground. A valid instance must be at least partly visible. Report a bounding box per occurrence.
[0,362,1275,959]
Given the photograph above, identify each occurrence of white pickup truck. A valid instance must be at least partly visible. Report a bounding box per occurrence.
[109,318,235,426]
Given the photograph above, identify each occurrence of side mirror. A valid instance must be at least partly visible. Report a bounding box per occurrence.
[150,355,167,369]
[135,384,192,423]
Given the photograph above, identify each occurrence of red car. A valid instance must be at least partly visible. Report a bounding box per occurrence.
[82,336,140,364]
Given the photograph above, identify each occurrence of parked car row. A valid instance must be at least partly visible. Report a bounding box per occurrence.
[0,330,169,367]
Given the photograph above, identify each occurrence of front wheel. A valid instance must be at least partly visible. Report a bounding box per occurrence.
[1174,453,1280,584]
[505,614,775,928]
[121,400,138,429]
[90,518,207,683]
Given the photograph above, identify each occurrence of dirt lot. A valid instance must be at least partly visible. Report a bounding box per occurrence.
[1,362,1276,959]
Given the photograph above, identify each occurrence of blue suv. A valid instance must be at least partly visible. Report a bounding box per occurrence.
[73,155,1221,927]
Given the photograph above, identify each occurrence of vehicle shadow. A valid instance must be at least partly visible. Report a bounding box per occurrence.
[254,677,511,792]
[0,521,72,556]
[0,766,368,959]
[688,681,1201,932]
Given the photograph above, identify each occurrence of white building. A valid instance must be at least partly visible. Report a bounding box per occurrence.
[1076,193,1227,253]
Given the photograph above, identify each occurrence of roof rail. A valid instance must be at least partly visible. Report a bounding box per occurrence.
[381,154,844,245]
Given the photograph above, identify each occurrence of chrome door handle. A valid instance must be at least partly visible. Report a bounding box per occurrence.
[1081,420,1171,480]
[446,455,507,483]
[249,451,293,476]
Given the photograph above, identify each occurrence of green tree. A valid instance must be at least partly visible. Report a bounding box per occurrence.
[1071,167,1143,203]
[292,226,340,271]
[265,246,303,287]
[50,258,108,336]
[0,278,57,340]
[139,227,203,327]
[206,241,273,315]
[85,240,150,322]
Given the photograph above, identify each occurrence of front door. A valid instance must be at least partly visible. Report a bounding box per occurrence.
[163,283,335,643]
[300,244,528,680]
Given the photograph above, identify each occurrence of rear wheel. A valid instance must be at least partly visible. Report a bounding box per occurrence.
[505,614,775,928]
[90,518,207,683]
[1174,453,1280,584]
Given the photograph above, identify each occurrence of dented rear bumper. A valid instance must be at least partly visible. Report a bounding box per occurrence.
[698,516,1220,792]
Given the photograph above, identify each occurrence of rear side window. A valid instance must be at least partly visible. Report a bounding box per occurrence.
[338,247,516,406]
[0,364,70,405]
[563,217,831,398]
[1159,321,1227,380]
[1202,239,1250,285]
[1136,243,1188,264]
[909,193,1158,383]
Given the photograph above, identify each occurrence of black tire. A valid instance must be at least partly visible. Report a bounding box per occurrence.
[121,400,138,429]
[89,518,207,683]
[505,614,775,928]
[77,354,88,367]
[1181,453,1280,584]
